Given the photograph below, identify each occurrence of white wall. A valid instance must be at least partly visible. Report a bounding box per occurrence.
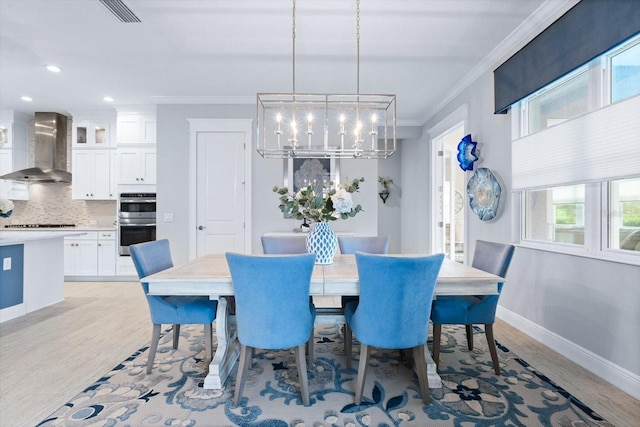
[417,70,640,396]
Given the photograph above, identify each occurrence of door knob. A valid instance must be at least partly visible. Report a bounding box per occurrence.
[198,225,206,230]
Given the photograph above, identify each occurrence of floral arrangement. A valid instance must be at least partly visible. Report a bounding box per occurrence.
[273,177,364,222]
[0,196,14,218]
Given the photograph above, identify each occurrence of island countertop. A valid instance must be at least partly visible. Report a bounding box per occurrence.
[0,231,88,246]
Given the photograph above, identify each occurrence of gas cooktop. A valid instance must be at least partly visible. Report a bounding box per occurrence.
[4,224,76,228]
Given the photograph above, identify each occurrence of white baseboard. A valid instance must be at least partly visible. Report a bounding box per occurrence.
[0,303,26,323]
[496,305,640,400]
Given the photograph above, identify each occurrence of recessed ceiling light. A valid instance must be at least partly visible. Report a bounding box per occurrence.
[46,65,61,73]
[21,96,32,102]
[103,96,114,102]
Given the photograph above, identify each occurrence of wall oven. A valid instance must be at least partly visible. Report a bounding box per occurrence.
[118,192,156,255]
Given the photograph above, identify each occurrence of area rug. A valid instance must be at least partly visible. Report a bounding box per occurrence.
[37,324,612,426]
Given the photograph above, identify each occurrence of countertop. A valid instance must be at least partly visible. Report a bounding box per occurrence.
[0,231,90,246]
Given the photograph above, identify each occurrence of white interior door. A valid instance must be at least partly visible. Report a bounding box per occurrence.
[195,131,246,256]
[433,123,465,262]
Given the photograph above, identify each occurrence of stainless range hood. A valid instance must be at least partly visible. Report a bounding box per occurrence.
[0,112,71,183]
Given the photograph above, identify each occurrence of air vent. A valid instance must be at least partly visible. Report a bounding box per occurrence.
[99,0,141,23]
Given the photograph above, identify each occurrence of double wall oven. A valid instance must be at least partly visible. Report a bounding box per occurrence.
[118,192,156,255]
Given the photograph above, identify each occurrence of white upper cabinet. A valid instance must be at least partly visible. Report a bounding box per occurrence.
[117,113,156,144]
[116,147,156,185]
[72,149,116,199]
[0,110,30,200]
[72,121,111,148]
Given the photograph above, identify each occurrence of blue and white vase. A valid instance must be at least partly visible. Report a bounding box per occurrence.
[306,221,338,264]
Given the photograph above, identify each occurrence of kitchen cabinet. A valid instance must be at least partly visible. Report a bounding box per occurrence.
[72,121,112,148]
[72,149,116,199]
[97,231,116,275]
[64,233,99,276]
[0,111,29,200]
[117,113,156,145]
[116,147,156,184]
[64,231,117,277]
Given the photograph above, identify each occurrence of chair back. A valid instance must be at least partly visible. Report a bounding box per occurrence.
[338,236,389,254]
[261,235,308,254]
[352,252,444,349]
[226,252,316,349]
[130,239,173,281]
[471,240,515,279]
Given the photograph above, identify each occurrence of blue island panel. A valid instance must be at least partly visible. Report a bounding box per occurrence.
[0,244,24,309]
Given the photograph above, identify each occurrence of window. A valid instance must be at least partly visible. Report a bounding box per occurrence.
[608,177,640,252]
[610,39,640,103]
[525,185,585,245]
[527,69,589,134]
[516,34,640,264]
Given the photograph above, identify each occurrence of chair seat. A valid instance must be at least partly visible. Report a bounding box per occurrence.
[160,296,217,323]
[430,296,481,324]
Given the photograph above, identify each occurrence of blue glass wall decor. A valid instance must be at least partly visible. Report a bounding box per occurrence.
[456,134,479,171]
[467,168,501,221]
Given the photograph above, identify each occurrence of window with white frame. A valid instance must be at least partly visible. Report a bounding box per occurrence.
[608,177,640,252]
[515,34,640,263]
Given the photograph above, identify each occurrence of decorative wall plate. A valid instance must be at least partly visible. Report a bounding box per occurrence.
[467,168,501,221]
[456,134,478,171]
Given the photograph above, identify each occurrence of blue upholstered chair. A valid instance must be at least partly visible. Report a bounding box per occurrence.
[261,235,308,254]
[130,239,218,374]
[226,252,317,406]
[338,236,390,308]
[344,252,444,405]
[430,240,515,375]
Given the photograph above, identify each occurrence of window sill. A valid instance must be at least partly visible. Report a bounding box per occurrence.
[516,241,640,266]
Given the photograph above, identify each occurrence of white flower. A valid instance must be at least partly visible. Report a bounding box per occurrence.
[0,197,14,217]
[331,188,354,214]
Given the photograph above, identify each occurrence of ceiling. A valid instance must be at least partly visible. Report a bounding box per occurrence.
[0,0,570,124]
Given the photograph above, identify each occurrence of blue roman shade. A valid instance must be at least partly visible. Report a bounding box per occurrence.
[494,0,640,114]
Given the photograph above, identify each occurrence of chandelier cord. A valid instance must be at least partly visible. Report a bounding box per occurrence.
[356,0,360,96]
[292,0,296,95]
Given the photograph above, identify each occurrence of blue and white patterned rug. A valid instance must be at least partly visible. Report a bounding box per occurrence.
[37,324,613,426]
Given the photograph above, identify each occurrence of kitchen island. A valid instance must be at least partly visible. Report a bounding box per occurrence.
[0,231,85,322]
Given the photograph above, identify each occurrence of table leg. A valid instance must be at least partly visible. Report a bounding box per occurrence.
[203,296,240,389]
[424,346,442,388]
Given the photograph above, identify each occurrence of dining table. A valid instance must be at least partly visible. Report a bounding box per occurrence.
[145,253,504,390]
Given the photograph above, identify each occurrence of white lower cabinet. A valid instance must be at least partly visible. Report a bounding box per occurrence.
[64,233,98,276]
[97,231,116,275]
[64,231,117,277]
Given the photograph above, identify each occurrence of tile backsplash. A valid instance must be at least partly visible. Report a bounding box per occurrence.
[0,183,116,228]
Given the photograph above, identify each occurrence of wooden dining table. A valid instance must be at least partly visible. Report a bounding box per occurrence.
[145,253,503,390]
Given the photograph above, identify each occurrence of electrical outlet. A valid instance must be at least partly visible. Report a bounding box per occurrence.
[3,257,11,271]
[164,213,174,222]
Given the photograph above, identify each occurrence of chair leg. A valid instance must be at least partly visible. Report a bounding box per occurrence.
[233,344,252,406]
[484,324,501,375]
[307,330,315,367]
[413,344,431,405]
[172,324,181,349]
[354,343,369,404]
[344,323,353,369]
[432,324,442,370]
[204,323,213,361]
[295,343,311,406]
[147,323,161,374]
[466,324,474,350]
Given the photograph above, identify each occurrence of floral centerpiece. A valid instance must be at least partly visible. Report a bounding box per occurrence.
[273,177,364,264]
[0,196,14,218]
[273,177,364,222]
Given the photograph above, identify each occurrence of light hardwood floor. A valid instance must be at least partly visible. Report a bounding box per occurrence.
[0,282,638,426]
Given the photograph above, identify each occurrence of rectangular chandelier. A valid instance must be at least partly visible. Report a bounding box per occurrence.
[256,92,396,159]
